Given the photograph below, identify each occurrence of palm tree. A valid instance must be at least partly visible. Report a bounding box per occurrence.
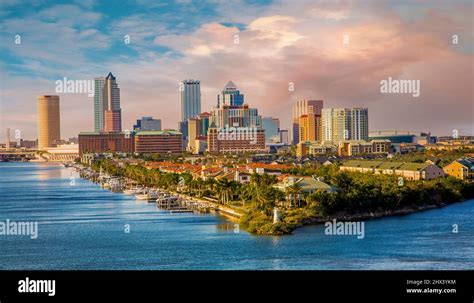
[286,183,302,208]
[216,178,233,205]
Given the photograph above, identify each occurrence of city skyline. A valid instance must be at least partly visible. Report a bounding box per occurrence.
[0,0,473,141]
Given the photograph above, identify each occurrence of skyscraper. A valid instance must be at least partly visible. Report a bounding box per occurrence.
[37,95,61,149]
[180,80,201,122]
[93,77,106,132]
[292,99,323,144]
[94,72,121,132]
[221,81,244,106]
[321,108,369,143]
[104,72,121,132]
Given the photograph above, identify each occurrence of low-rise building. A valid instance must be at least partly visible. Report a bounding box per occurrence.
[340,160,445,180]
[338,140,391,156]
[443,158,474,180]
[296,141,337,157]
[78,132,135,156]
[134,130,183,154]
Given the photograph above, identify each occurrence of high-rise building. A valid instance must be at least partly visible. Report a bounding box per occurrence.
[94,72,121,132]
[37,95,61,149]
[292,99,323,144]
[133,117,162,131]
[180,80,201,122]
[103,72,121,132]
[262,117,280,143]
[221,81,244,106]
[299,113,321,142]
[94,77,106,132]
[321,108,369,143]
[5,128,11,150]
[208,83,265,154]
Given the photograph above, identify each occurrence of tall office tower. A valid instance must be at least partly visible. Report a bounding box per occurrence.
[299,113,322,142]
[94,77,106,132]
[180,80,201,122]
[321,108,369,143]
[5,128,11,150]
[37,95,61,149]
[103,72,122,132]
[221,81,244,106]
[262,117,280,143]
[292,99,323,144]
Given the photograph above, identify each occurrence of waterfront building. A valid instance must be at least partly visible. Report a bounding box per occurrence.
[443,158,474,180]
[5,128,10,150]
[134,130,183,154]
[340,160,445,180]
[37,95,61,149]
[44,144,79,162]
[292,99,323,145]
[133,117,162,131]
[20,139,37,149]
[321,107,369,143]
[78,132,134,156]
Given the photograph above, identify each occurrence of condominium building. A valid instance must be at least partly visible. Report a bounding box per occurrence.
[321,108,369,143]
[292,99,323,144]
[299,113,321,142]
[37,95,61,149]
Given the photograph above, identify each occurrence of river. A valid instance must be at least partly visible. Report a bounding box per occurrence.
[0,162,472,270]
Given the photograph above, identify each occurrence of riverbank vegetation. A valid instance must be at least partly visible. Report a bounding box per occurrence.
[88,158,474,236]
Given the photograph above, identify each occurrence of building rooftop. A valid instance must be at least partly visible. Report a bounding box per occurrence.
[135,130,182,136]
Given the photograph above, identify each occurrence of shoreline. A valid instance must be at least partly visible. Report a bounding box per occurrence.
[59,162,473,236]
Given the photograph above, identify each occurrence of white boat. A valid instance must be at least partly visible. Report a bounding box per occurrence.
[135,191,158,201]
[123,188,144,195]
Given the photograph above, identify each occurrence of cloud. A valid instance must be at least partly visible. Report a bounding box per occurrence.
[1,0,473,141]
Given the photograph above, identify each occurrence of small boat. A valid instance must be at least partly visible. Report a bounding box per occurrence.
[135,191,159,201]
[123,188,144,195]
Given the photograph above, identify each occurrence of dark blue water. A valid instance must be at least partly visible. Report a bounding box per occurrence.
[0,162,472,269]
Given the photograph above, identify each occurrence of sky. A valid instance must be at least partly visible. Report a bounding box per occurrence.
[0,0,473,141]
